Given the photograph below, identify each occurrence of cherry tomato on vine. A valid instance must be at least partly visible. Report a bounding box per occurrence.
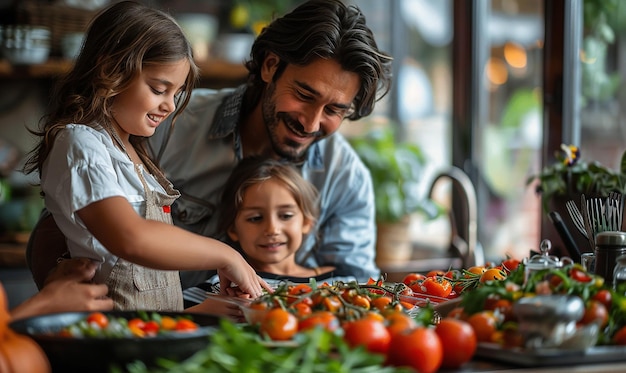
[402,273,425,286]
[291,302,313,317]
[421,277,452,298]
[298,311,339,332]
[426,270,446,278]
[260,308,298,341]
[289,284,313,296]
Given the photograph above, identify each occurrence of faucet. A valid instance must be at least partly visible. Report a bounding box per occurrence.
[427,167,485,268]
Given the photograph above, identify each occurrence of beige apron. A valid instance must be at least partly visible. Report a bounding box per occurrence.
[105,133,184,311]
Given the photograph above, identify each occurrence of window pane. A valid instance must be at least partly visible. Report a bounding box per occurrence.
[479,0,544,261]
[580,0,626,169]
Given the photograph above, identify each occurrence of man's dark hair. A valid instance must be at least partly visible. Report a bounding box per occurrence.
[244,0,393,121]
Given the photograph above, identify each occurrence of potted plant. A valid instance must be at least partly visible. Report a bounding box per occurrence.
[349,127,439,263]
[527,144,626,213]
[527,144,626,254]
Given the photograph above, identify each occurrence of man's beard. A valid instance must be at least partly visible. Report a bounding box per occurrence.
[261,84,318,162]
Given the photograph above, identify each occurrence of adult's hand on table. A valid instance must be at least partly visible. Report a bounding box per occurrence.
[11,259,113,320]
[44,257,97,286]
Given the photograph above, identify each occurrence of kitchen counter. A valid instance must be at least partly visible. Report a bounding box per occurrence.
[447,360,626,372]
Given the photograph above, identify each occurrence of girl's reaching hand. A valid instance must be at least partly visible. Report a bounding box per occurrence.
[217,253,272,298]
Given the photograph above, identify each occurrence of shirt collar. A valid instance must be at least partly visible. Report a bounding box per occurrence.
[207,84,247,139]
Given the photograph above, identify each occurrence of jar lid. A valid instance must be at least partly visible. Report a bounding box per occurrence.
[596,231,626,246]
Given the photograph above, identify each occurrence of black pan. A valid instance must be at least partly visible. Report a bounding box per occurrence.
[9,310,221,373]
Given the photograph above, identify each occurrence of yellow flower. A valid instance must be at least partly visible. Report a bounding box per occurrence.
[251,21,269,36]
[230,5,250,30]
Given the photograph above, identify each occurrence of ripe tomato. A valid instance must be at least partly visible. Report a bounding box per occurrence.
[613,325,626,345]
[569,267,592,283]
[479,268,507,283]
[287,284,313,304]
[386,327,443,373]
[86,312,108,329]
[291,302,312,317]
[289,284,313,296]
[160,316,177,330]
[435,318,477,369]
[580,300,609,328]
[343,318,391,354]
[370,296,392,312]
[426,270,446,278]
[501,258,521,273]
[143,320,160,336]
[298,311,340,332]
[128,318,146,337]
[311,293,342,312]
[385,311,416,337]
[592,289,612,311]
[409,281,425,295]
[351,294,371,310]
[421,277,452,298]
[127,318,146,330]
[175,319,199,332]
[402,272,425,286]
[467,311,498,342]
[465,266,486,276]
[260,308,298,341]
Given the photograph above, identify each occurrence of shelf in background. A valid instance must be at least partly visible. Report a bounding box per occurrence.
[0,58,248,82]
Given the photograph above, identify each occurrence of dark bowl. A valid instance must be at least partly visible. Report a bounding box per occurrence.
[9,310,221,372]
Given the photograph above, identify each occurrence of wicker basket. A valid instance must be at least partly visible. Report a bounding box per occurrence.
[15,2,98,58]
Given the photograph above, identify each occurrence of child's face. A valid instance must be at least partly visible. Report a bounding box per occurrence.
[110,59,190,139]
[228,179,312,270]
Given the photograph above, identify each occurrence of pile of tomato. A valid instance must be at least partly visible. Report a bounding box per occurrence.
[247,280,478,372]
[422,258,626,349]
[399,257,521,301]
[57,311,200,338]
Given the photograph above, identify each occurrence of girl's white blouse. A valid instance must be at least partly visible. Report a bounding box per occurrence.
[41,124,168,283]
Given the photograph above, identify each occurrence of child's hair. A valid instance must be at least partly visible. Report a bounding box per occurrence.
[218,157,320,240]
[23,1,199,176]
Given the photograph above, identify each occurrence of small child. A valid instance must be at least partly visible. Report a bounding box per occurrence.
[23,1,269,311]
[183,157,357,314]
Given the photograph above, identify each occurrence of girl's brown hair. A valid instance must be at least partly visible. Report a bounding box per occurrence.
[23,1,199,177]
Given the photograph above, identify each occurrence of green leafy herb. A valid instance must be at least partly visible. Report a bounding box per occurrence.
[120,319,410,373]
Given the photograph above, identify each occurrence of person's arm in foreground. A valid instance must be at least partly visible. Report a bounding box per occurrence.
[77,197,271,297]
[11,258,114,320]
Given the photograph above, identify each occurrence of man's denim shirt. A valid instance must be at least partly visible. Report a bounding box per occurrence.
[149,85,380,288]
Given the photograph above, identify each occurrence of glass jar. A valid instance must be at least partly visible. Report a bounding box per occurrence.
[613,254,626,295]
[594,231,626,287]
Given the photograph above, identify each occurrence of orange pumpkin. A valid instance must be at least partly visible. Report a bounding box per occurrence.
[0,283,9,335]
[0,329,51,373]
[0,282,51,373]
